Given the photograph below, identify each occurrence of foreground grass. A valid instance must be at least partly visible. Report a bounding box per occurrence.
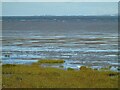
[0,64,2,89]
[2,64,119,88]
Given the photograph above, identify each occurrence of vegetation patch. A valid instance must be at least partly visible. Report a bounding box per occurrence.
[67,68,74,70]
[80,66,92,71]
[37,59,65,64]
[2,64,17,67]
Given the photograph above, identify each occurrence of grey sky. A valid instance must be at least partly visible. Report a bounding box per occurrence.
[1,0,119,2]
[2,2,118,16]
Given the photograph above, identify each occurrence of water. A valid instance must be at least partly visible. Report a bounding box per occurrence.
[2,16,119,71]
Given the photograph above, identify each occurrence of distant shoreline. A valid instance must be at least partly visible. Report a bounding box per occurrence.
[2,15,118,20]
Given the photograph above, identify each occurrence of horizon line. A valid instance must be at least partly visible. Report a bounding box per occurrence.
[1,15,118,17]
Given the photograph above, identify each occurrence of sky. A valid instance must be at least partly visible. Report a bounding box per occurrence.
[1,0,120,2]
[2,2,118,16]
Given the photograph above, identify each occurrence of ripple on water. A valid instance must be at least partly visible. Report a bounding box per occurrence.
[2,59,38,64]
[2,33,118,71]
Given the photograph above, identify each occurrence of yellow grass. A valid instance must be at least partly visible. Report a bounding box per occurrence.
[2,64,119,88]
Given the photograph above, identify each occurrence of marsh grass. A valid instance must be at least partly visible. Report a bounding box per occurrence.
[2,64,17,67]
[67,68,74,70]
[2,64,119,88]
[37,59,65,64]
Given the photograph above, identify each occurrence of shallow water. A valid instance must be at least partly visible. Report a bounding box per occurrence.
[2,32,118,70]
[2,16,118,71]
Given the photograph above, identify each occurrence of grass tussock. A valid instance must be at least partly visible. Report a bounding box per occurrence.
[37,59,65,64]
[80,66,93,71]
[2,64,119,88]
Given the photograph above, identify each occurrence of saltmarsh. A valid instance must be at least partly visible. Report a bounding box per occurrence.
[37,59,65,64]
[2,61,119,88]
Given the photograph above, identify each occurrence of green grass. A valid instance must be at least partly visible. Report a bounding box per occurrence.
[67,68,74,71]
[2,64,17,67]
[2,64,119,88]
[80,66,93,71]
[37,59,65,64]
